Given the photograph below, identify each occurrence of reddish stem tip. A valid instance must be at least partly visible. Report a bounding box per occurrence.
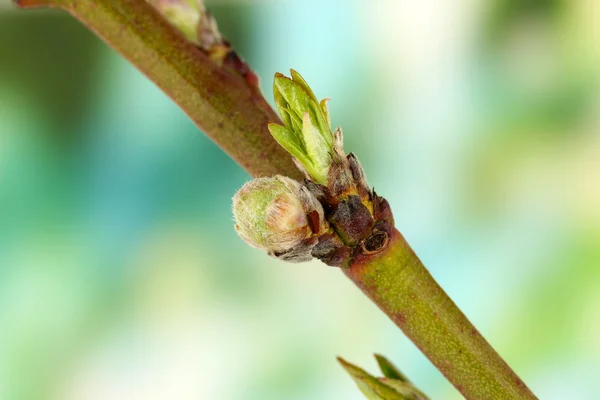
[13,0,53,8]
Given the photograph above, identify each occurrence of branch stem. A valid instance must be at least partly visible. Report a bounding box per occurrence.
[344,228,537,399]
[15,0,302,179]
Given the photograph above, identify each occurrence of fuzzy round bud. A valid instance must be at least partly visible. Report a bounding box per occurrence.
[232,176,327,260]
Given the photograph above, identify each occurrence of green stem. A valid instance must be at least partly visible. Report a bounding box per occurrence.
[14,1,537,398]
[14,0,302,180]
[345,228,537,399]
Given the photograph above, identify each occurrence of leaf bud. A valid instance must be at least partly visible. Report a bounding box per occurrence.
[268,70,335,185]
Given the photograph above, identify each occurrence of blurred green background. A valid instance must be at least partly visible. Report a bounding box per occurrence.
[1,1,599,399]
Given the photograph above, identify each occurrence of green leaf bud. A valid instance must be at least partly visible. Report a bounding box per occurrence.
[269,70,336,185]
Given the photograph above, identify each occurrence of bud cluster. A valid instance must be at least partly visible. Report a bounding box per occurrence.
[233,71,394,267]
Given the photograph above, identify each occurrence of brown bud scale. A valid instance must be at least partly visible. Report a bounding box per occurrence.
[304,151,395,268]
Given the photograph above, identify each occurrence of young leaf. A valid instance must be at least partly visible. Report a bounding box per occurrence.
[375,354,409,382]
[338,356,429,400]
[338,357,406,400]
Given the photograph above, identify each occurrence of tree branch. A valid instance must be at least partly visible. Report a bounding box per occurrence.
[14,1,537,398]
[15,0,302,180]
[345,228,537,399]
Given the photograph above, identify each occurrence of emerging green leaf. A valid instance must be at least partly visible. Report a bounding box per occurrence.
[269,70,335,184]
[338,356,429,400]
[375,354,410,382]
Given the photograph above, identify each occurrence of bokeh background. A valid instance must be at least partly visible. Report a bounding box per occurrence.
[1,0,599,399]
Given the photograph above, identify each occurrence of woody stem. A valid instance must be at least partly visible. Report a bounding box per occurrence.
[344,227,537,399]
[14,0,302,180]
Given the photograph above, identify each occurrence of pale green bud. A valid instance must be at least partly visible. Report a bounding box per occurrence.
[148,0,201,43]
[232,176,327,261]
[268,70,335,185]
[148,0,222,49]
